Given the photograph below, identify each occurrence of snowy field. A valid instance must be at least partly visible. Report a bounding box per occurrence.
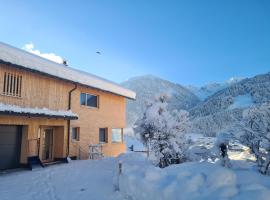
[1,135,269,200]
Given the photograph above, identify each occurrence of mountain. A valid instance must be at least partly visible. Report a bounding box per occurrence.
[122,72,270,136]
[186,77,245,100]
[121,75,200,126]
[190,72,270,136]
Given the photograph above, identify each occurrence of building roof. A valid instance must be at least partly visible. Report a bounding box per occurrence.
[0,103,78,120]
[0,42,136,99]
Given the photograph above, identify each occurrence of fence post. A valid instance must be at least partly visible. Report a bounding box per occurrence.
[118,161,122,175]
[114,160,122,191]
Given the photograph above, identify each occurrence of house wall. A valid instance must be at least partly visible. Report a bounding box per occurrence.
[70,85,126,158]
[0,115,67,164]
[0,64,72,110]
[0,63,127,161]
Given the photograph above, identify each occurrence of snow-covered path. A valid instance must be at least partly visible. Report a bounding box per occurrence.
[0,158,122,200]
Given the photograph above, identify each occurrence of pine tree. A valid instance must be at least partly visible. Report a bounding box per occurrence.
[134,94,189,168]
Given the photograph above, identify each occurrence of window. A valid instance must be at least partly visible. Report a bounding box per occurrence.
[80,93,86,106]
[112,128,123,143]
[99,128,108,143]
[71,127,80,141]
[87,94,98,108]
[80,93,98,108]
[2,72,22,97]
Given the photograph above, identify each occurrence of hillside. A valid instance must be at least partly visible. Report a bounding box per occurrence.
[190,72,270,136]
[122,72,270,136]
[121,75,200,126]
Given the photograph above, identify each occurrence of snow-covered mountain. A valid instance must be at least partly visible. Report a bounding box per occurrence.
[190,72,270,136]
[122,73,270,136]
[121,75,200,126]
[186,77,245,100]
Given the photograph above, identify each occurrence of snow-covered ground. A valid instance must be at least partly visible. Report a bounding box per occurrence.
[186,133,256,162]
[1,135,269,200]
[120,154,270,200]
[0,158,123,200]
[125,132,255,162]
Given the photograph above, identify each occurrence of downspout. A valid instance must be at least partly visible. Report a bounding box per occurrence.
[67,83,77,157]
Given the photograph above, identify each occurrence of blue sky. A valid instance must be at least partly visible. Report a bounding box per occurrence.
[0,0,269,86]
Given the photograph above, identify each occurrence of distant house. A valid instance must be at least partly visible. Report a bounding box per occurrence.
[0,42,136,170]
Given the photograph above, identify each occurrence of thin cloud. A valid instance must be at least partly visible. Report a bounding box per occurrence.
[22,42,64,64]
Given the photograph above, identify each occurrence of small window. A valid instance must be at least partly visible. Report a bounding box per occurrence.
[80,93,86,106]
[87,94,98,107]
[71,127,80,141]
[2,72,22,97]
[80,93,98,108]
[99,128,108,143]
[112,128,123,143]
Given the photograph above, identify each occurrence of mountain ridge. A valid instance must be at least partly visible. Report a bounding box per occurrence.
[185,77,245,100]
[121,74,200,126]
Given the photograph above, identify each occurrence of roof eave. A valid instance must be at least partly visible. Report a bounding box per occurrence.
[0,59,136,100]
[0,110,78,120]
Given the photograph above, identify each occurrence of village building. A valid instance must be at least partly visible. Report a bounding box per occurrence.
[0,42,136,170]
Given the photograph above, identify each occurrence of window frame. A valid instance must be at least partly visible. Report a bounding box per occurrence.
[80,92,99,108]
[111,128,123,143]
[99,128,108,143]
[71,127,80,142]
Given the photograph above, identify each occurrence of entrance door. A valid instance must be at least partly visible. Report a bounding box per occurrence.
[0,125,22,170]
[42,129,54,162]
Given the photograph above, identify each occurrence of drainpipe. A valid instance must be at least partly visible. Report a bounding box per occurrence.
[67,83,77,157]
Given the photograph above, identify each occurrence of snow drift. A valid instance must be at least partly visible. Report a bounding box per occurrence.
[119,153,270,200]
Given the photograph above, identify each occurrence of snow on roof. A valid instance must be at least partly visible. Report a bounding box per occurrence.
[0,103,78,120]
[0,42,136,99]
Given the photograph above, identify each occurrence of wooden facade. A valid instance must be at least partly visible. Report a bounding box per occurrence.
[0,61,127,169]
[69,85,126,158]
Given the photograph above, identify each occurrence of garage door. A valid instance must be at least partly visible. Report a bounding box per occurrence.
[0,125,22,170]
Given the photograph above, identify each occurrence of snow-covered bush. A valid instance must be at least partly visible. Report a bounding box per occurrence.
[134,94,190,168]
[214,132,232,168]
[236,103,270,174]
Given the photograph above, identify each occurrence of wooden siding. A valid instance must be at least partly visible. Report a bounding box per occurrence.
[0,115,67,164]
[0,64,72,110]
[0,63,127,162]
[70,86,126,158]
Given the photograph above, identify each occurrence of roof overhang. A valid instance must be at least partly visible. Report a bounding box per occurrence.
[0,103,78,120]
[0,59,136,100]
[0,110,78,120]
